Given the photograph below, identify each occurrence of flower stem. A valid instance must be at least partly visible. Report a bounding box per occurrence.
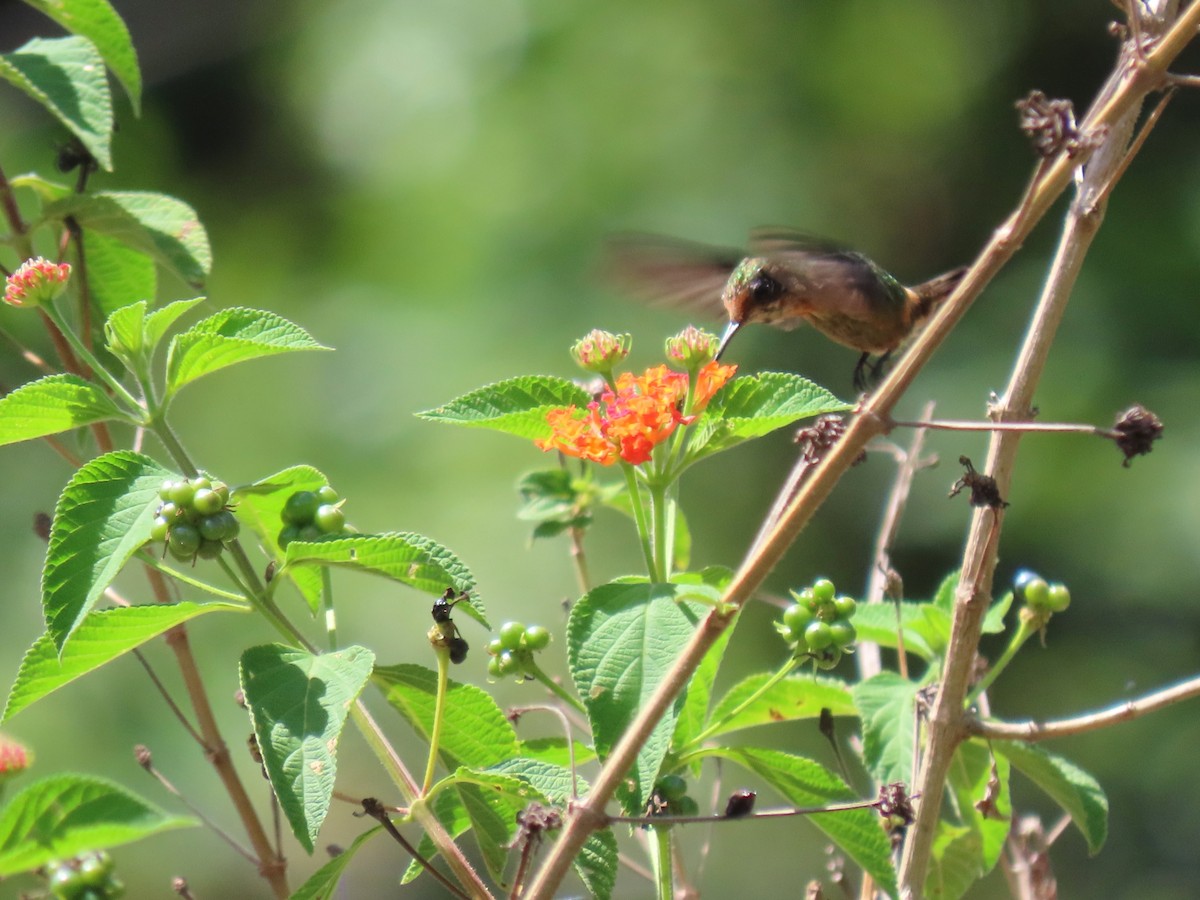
[649,825,674,900]
[621,463,658,580]
[41,302,145,413]
[966,616,1036,706]
[525,661,587,715]
[683,656,797,751]
[423,646,451,795]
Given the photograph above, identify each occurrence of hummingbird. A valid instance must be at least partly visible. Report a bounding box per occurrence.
[607,229,967,390]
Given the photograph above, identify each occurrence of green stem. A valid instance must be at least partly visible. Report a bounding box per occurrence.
[683,655,797,751]
[525,661,587,715]
[621,463,658,580]
[150,416,200,478]
[424,646,451,795]
[966,615,1037,706]
[648,480,676,581]
[649,825,674,900]
[41,302,145,413]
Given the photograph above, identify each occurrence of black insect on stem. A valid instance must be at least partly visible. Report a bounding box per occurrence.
[430,588,470,664]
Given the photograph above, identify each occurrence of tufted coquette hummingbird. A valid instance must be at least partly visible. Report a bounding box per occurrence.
[609,230,967,390]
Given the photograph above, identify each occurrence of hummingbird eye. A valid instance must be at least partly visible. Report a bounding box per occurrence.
[747,272,783,302]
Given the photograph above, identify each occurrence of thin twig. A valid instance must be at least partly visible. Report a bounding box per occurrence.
[891,418,1116,437]
[968,673,1200,742]
[509,704,580,799]
[359,798,471,900]
[131,649,206,746]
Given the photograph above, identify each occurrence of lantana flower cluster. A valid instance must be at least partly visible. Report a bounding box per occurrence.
[3,257,71,308]
[536,329,736,466]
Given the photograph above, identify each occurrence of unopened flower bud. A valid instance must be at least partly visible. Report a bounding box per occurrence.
[571,330,630,374]
[4,257,71,308]
[665,325,719,371]
[0,734,31,780]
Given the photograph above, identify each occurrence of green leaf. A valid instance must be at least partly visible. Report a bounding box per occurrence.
[85,230,156,318]
[574,826,619,900]
[374,663,518,769]
[22,0,142,111]
[515,737,597,769]
[231,465,328,614]
[0,374,129,447]
[3,601,246,722]
[0,773,194,876]
[0,36,113,170]
[684,372,850,464]
[401,789,471,884]
[853,671,920,788]
[926,824,980,900]
[851,601,948,661]
[289,826,382,900]
[995,740,1107,854]
[713,747,897,898]
[567,580,706,812]
[144,296,205,349]
[947,740,1011,875]
[443,768,538,883]
[672,619,733,753]
[165,307,329,395]
[982,591,1014,634]
[43,451,173,650]
[103,299,148,360]
[416,375,592,439]
[42,191,211,286]
[283,532,487,627]
[703,672,856,739]
[239,644,375,854]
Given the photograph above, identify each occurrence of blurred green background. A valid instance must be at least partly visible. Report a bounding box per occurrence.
[2,0,1199,897]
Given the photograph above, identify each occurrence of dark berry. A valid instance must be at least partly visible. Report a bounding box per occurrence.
[199,510,238,542]
[448,636,469,664]
[278,524,300,549]
[168,523,201,558]
[282,491,319,526]
[197,539,224,560]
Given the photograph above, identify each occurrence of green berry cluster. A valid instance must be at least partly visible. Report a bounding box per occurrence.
[278,486,346,549]
[486,621,551,680]
[45,851,124,899]
[1014,570,1071,614]
[776,578,858,670]
[649,774,698,818]
[150,476,237,561]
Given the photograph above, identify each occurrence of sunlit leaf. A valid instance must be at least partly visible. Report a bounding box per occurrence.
[0,374,129,448]
[853,671,920,788]
[995,740,1107,854]
[416,376,592,440]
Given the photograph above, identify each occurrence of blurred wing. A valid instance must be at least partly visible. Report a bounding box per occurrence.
[603,233,741,319]
[747,227,855,259]
[749,227,890,297]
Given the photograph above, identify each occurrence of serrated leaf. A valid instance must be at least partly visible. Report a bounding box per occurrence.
[374,663,518,769]
[283,532,487,627]
[851,601,948,661]
[926,824,980,900]
[42,191,211,286]
[103,299,148,360]
[0,36,112,170]
[567,580,706,812]
[0,774,194,876]
[3,601,247,722]
[232,465,328,614]
[683,372,850,464]
[853,672,920,788]
[289,826,382,900]
[143,296,204,349]
[444,768,534,883]
[42,451,173,650]
[574,826,619,900]
[165,307,328,395]
[84,229,156,318]
[416,375,592,439]
[515,737,597,770]
[8,172,73,202]
[22,0,142,111]
[703,672,856,740]
[982,591,1013,634]
[712,746,897,898]
[239,644,375,854]
[672,620,733,753]
[0,374,130,447]
[947,739,1011,875]
[995,740,1107,854]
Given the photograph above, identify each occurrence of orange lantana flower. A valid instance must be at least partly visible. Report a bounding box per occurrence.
[536,361,737,466]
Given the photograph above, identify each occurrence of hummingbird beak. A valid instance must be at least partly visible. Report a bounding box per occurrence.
[716,320,741,360]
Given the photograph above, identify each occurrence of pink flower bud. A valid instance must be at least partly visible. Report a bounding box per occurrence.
[4,257,71,308]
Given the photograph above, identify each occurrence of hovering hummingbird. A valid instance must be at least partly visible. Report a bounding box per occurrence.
[608,229,966,390]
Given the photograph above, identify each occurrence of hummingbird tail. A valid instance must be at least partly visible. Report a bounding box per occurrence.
[912,266,968,320]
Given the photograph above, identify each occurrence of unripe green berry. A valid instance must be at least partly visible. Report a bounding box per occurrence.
[487,656,503,678]
[282,491,319,526]
[188,476,212,493]
[794,587,816,609]
[197,539,224,560]
[657,774,688,802]
[199,510,238,542]
[278,524,300,549]
[673,796,700,817]
[297,524,323,542]
[314,503,345,534]
[158,480,176,501]
[496,650,520,676]
[813,646,842,670]
[828,620,857,648]
[212,481,230,505]
[804,620,834,651]
[168,480,195,507]
[487,637,504,656]
[498,621,526,652]
[158,501,180,521]
[1020,576,1051,610]
[833,595,857,618]
[150,516,170,543]
[168,522,201,557]
[783,602,814,634]
[317,484,339,504]
[1046,583,1071,613]
[811,578,836,604]
[192,488,223,516]
[523,624,551,650]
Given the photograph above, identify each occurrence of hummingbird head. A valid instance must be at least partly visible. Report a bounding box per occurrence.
[716,258,791,359]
